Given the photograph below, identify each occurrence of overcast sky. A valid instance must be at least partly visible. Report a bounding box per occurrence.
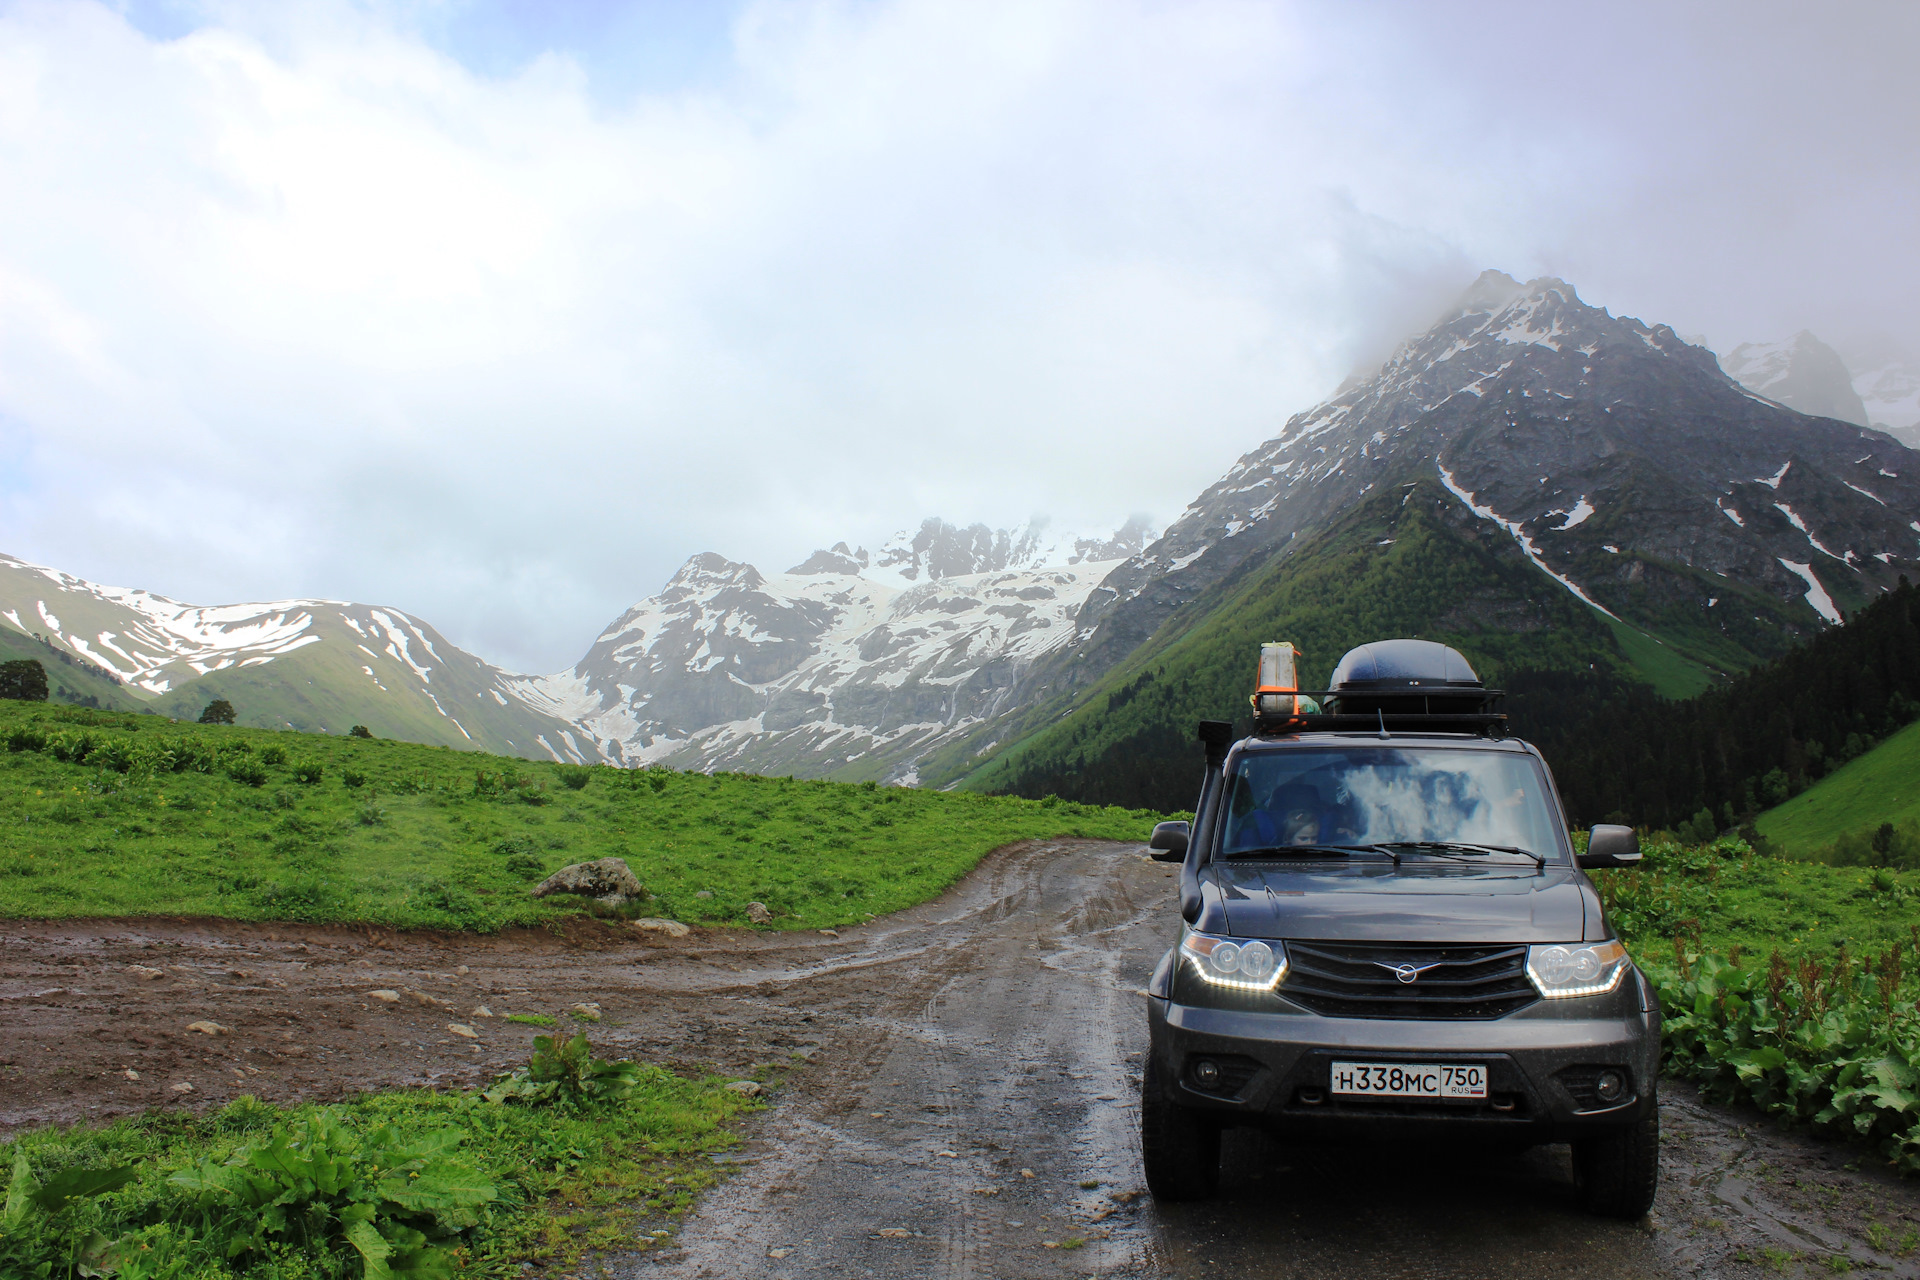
[1,0,1914,672]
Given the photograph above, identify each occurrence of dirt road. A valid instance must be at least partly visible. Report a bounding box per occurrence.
[6,840,1920,1278]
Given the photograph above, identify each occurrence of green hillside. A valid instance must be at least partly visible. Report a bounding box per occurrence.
[1756,717,1920,860]
[945,476,1645,809]
[0,700,1163,932]
[136,638,558,754]
[0,631,144,711]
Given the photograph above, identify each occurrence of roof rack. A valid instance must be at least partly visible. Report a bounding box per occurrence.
[1246,639,1507,738]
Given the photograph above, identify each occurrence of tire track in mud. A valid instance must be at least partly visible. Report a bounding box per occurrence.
[628,843,1920,1280]
[12,841,1920,1279]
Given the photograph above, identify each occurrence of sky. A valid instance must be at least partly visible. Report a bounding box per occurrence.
[1,0,1915,673]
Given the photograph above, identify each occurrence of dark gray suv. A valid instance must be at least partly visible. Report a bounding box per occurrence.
[1140,639,1659,1217]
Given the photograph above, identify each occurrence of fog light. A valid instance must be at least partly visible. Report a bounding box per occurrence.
[1193,1059,1221,1088]
[1596,1070,1626,1102]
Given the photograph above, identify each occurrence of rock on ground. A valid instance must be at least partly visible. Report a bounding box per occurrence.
[530,858,645,904]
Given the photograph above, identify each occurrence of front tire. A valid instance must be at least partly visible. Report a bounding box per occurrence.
[1571,1091,1659,1219]
[1140,1053,1221,1202]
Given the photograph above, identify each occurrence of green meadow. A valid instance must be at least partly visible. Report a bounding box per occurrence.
[0,701,1169,932]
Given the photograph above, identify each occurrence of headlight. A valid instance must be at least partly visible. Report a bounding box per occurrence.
[1180,930,1288,990]
[1526,940,1629,999]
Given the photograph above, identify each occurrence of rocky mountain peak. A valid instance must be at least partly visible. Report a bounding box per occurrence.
[1067,268,1919,699]
[1720,331,1870,426]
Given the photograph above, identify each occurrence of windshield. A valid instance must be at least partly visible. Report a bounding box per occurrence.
[1218,746,1566,861]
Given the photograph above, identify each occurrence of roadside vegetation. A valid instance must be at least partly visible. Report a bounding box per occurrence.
[0,1035,758,1278]
[1594,834,1920,1174]
[0,702,1169,933]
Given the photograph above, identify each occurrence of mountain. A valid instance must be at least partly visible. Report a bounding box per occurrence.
[1848,345,1920,451]
[509,517,1153,781]
[0,554,586,758]
[1719,331,1870,426]
[935,271,1920,804]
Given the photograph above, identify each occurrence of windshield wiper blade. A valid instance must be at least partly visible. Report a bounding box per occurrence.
[1220,844,1371,860]
[1375,841,1546,868]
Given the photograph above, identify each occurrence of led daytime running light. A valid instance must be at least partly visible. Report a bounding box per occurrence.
[1181,931,1289,991]
[1525,940,1629,999]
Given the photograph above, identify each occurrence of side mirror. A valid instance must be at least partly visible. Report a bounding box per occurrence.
[1579,824,1642,869]
[1148,820,1190,862]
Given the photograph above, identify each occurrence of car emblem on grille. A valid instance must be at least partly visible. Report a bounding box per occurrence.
[1377,960,1442,984]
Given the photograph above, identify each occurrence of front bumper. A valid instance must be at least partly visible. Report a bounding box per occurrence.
[1146,966,1660,1143]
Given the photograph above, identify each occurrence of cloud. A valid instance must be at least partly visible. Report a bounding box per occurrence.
[0,0,1913,671]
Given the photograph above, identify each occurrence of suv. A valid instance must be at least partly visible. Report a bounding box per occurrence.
[1140,639,1658,1217]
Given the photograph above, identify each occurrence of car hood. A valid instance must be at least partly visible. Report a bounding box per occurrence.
[1209,859,1595,943]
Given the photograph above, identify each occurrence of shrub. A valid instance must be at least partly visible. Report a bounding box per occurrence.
[290,759,325,785]
[349,724,373,739]
[197,699,236,725]
[225,757,268,787]
[493,835,538,859]
[4,724,47,752]
[46,731,96,764]
[259,744,286,766]
[412,880,481,920]
[505,853,547,880]
[87,737,133,773]
[341,768,368,789]
[355,802,387,827]
[558,766,592,791]
[252,877,346,920]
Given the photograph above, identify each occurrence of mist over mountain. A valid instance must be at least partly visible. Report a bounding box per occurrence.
[6,270,1917,802]
[1719,332,1870,426]
[940,271,1920,804]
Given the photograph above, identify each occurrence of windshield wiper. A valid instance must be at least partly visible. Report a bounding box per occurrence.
[1219,844,1389,861]
[1373,841,1546,868]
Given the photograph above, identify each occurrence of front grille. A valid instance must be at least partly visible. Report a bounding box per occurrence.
[1281,942,1537,1019]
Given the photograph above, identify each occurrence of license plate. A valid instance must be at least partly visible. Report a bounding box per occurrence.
[1330,1061,1487,1099]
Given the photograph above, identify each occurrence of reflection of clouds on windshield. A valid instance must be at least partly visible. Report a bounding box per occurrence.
[1337,756,1548,850]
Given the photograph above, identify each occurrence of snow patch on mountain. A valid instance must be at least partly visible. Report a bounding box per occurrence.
[520,518,1147,779]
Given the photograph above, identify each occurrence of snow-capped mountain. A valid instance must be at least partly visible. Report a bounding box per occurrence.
[1849,350,1920,450]
[1048,272,1920,703]
[510,517,1150,780]
[0,554,584,757]
[1719,331,1870,426]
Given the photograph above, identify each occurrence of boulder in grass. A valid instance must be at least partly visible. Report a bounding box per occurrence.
[529,858,644,905]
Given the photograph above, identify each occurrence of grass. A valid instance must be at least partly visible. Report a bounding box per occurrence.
[1589,834,1920,962]
[0,701,1169,933]
[1601,614,1715,699]
[0,1044,761,1277]
[1756,718,1920,860]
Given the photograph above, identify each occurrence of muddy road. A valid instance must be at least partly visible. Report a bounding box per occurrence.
[6,841,1920,1278]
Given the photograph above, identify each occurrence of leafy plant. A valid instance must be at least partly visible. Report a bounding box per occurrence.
[168,1108,498,1278]
[341,769,369,789]
[260,745,287,767]
[557,767,592,791]
[1,1149,139,1278]
[291,759,325,785]
[225,757,268,787]
[483,1035,645,1110]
